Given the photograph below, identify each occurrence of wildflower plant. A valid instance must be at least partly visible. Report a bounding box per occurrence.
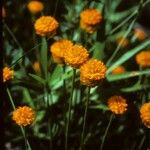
[2,0,150,150]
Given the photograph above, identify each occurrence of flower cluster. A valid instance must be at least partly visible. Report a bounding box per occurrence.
[80,59,107,86]
[12,106,35,126]
[34,16,59,36]
[107,96,128,114]
[50,39,73,64]
[140,102,150,128]
[64,44,89,68]
[27,1,44,14]
[136,51,150,67]
[80,8,102,33]
[3,67,14,82]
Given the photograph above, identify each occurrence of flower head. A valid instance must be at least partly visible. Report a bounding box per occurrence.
[64,44,89,68]
[34,16,59,36]
[80,59,107,86]
[33,61,40,72]
[134,28,147,41]
[136,51,150,67]
[50,39,73,64]
[117,37,129,48]
[12,106,35,126]
[108,96,127,114]
[111,66,126,74]
[27,1,44,14]
[3,67,14,82]
[80,8,102,33]
[140,102,150,128]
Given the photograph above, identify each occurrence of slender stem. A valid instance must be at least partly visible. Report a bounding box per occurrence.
[65,69,76,150]
[107,11,136,36]
[31,15,39,60]
[143,0,150,6]
[100,114,114,150]
[63,65,66,95]
[6,87,31,150]
[106,17,136,66]
[80,87,91,150]
[146,128,150,149]
[10,36,52,68]
[45,85,53,149]
[138,135,145,150]
[6,87,16,110]
[3,22,23,49]
[106,0,145,67]
[137,66,143,85]
[53,0,59,17]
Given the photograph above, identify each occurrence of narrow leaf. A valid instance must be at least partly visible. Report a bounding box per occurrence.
[107,69,150,81]
[107,39,150,74]
[29,73,46,84]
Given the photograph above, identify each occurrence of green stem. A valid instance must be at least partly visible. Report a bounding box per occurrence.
[136,66,143,85]
[65,69,76,150]
[107,11,136,36]
[31,15,39,60]
[3,22,23,49]
[80,87,91,150]
[7,87,31,150]
[45,85,53,149]
[63,65,66,94]
[10,36,52,68]
[138,135,145,150]
[53,0,59,17]
[100,114,114,150]
[106,0,145,67]
[106,17,136,67]
[6,87,16,110]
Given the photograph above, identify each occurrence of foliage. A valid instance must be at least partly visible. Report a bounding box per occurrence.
[2,0,150,150]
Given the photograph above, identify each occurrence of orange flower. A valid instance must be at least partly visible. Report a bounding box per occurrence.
[80,8,102,33]
[3,67,14,82]
[64,44,89,68]
[108,96,127,114]
[111,66,126,74]
[140,102,150,128]
[136,51,150,67]
[80,59,107,86]
[34,16,59,36]
[33,61,40,72]
[27,1,44,14]
[12,106,35,126]
[117,37,129,48]
[50,39,73,64]
[134,28,147,41]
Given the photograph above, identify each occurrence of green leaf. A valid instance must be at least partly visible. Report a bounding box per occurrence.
[49,65,64,89]
[92,42,105,60]
[107,39,150,74]
[108,7,136,23]
[107,69,150,82]
[22,88,34,108]
[89,104,109,111]
[28,73,46,85]
[121,84,150,92]
[50,66,62,83]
